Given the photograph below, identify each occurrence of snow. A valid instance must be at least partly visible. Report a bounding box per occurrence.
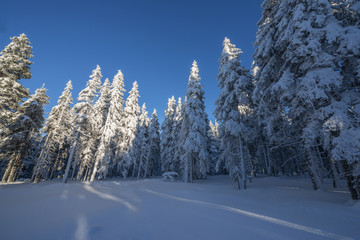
[0,176,358,240]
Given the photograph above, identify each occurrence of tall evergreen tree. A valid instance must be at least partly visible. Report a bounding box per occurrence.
[32,80,73,182]
[179,61,209,183]
[63,65,102,183]
[0,34,32,129]
[160,96,176,173]
[253,0,360,192]
[114,81,140,178]
[83,78,111,181]
[214,38,254,189]
[1,85,49,182]
[91,70,126,181]
[172,97,183,173]
[322,0,360,199]
[146,109,161,177]
[129,103,150,178]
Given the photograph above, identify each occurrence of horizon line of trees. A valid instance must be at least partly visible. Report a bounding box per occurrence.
[0,0,359,200]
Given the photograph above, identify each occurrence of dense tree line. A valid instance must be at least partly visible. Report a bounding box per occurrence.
[0,0,359,200]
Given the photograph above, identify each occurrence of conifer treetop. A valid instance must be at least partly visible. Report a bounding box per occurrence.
[0,33,33,80]
[221,37,243,64]
[189,60,200,83]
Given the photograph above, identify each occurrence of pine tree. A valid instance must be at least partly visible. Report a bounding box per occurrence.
[179,61,209,183]
[172,97,183,173]
[322,0,360,199]
[146,109,161,177]
[253,0,357,191]
[1,85,49,182]
[91,70,126,181]
[128,103,150,178]
[160,96,176,173]
[94,78,112,128]
[85,78,111,181]
[63,65,102,183]
[214,38,254,189]
[114,81,140,178]
[0,34,32,129]
[32,81,73,182]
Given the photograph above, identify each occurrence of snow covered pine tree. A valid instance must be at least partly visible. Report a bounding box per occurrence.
[215,38,254,189]
[179,61,209,183]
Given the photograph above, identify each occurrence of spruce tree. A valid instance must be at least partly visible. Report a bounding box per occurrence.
[179,61,209,183]
[84,78,111,181]
[32,81,73,182]
[160,96,176,173]
[172,97,183,173]
[114,81,140,178]
[129,103,150,178]
[1,85,49,182]
[146,109,161,177]
[322,0,360,199]
[253,0,358,191]
[0,34,32,129]
[91,70,126,181]
[63,65,102,183]
[215,38,254,189]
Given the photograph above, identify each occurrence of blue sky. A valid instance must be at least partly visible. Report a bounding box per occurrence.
[1,0,263,123]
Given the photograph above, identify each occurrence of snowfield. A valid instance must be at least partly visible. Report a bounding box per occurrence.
[0,176,359,240]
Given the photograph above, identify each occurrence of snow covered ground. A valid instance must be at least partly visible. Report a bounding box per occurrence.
[0,175,359,240]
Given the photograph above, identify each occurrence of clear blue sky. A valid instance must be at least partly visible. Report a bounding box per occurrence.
[1,0,263,123]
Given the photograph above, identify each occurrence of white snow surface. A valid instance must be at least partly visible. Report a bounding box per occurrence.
[0,176,358,240]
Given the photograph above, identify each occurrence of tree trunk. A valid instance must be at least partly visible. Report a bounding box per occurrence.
[63,132,79,183]
[8,155,22,182]
[184,156,189,183]
[329,157,338,188]
[189,155,193,183]
[91,153,102,182]
[2,158,15,182]
[137,150,144,179]
[237,175,241,190]
[306,147,322,190]
[71,162,77,181]
[49,151,61,180]
[341,160,359,200]
[239,137,246,190]
[144,151,150,178]
[132,161,137,178]
[265,141,272,176]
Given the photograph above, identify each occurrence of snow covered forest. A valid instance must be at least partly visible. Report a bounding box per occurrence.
[0,0,360,201]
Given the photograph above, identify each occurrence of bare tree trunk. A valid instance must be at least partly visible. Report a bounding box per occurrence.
[341,160,359,200]
[190,155,193,183]
[329,157,338,188]
[2,158,15,182]
[90,152,103,182]
[239,137,246,190]
[49,151,61,180]
[315,144,325,184]
[144,155,150,178]
[137,151,145,179]
[131,161,137,178]
[63,132,79,183]
[76,164,86,181]
[8,155,22,182]
[70,162,77,181]
[184,156,189,183]
[265,141,272,176]
[306,147,322,190]
[14,162,24,180]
